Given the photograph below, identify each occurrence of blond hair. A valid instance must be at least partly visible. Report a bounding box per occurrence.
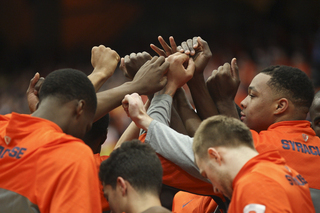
[193,115,254,158]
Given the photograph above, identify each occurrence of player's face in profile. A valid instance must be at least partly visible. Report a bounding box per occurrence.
[195,154,232,199]
[103,183,124,213]
[240,73,276,132]
[75,108,95,139]
[309,97,320,137]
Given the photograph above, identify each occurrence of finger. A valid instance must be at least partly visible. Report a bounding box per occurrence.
[159,60,170,76]
[193,37,199,49]
[124,55,131,64]
[142,51,152,60]
[198,37,212,56]
[177,46,184,52]
[159,76,168,88]
[223,63,231,75]
[169,36,178,53]
[181,42,190,55]
[119,57,126,71]
[186,57,196,77]
[91,46,98,54]
[130,52,137,59]
[150,44,166,57]
[187,39,195,56]
[31,72,40,87]
[122,95,130,105]
[34,77,45,91]
[150,56,159,64]
[175,52,190,63]
[217,65,223,73]
[231,58,239,80]
[158,36,172,55]
[153,55,165,65]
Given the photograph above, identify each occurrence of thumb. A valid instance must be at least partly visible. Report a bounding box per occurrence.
[159,76,168,88]
[186,57,195,76]
[119,58,127,72]
[231,58,239,79]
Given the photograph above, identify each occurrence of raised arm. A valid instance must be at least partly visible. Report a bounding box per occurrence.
[94,56,169,121]
[173,88,201,136]
[88,45,120,92]
[179,36,219,120]
[206,58,240,119]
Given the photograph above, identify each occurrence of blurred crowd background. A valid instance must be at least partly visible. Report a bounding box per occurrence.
[1,0,320,155]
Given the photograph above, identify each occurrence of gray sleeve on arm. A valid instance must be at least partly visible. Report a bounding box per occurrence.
[140,94,172,136]
[146,120,210,183]
[147,94,172,125]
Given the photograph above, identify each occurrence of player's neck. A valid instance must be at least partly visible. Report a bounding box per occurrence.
[126,191,162,213]
[222,146,258,180]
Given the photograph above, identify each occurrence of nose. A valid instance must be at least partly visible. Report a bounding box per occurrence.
[240,96,248,109]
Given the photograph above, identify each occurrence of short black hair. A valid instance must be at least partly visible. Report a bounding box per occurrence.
[99,140,163,196]
[39,68,97,113]
[261,65,314,110]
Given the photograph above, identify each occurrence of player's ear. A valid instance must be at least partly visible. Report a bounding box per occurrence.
[75,100,86,118]
[274,98,289,115]
[117,177,127,196]
[208,148,222,166]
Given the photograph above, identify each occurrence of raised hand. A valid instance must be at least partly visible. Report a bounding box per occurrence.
[119,52,152,80]
[131,56,170,95]
[26,73,45,113]
[177,36,212,74]
[206,58,240,102]
[89,45,120,91]
[150,36,178,57]
[122,93,153,131]
[164,52,195,94]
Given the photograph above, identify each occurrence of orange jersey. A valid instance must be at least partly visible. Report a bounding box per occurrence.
[229,150,315,213]
[139,133,227,210]
[251,120,320,190]
[93,134,226,212]
[94,153,110,211]
[172,191,219,213]
[0,113,101,213]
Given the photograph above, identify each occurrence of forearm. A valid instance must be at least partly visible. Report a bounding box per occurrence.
[147,94,173,126]
[95,82,138,121]
[116,99,151,149]
[146,120,209,183]
[169,106,188,135]
[187,73,219,120]
[175,103,201,137]
[215,100,240,119]
[88,71,111,92]
[173,88,202,136]
[114,121,140,150]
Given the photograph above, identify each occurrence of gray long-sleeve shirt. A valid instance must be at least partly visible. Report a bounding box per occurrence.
[144,94,210,183]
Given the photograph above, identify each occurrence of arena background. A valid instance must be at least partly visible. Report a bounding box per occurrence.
[0,0,320,155]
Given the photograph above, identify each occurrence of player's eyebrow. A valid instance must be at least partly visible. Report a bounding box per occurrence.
[248,86,258,93]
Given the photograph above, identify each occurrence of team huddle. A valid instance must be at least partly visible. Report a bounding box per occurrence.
[0,36,319,213]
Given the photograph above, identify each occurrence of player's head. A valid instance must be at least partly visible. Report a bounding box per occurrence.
[193,115,254,198]
[240,65,314,132]
[39,68,97,138]
[193,115,254,159]
[99,140,163,213]
[82,113,109,154]
[309,90,320,137]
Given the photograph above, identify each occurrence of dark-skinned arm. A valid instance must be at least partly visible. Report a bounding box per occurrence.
[206,58,240,119]
[94,56,169,121]
[178,36,219,120]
